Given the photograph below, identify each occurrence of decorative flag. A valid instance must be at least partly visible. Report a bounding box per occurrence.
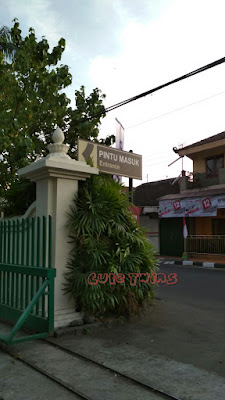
[183,217,188,239]
[114,118,124,183]
[115,118,124,150]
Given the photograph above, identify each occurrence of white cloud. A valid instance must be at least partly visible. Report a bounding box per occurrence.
[4,0,64,46]
[2,0,225,184]
[88,0,225,184]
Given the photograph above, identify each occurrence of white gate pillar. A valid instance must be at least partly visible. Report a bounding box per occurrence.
[18,128,99,328]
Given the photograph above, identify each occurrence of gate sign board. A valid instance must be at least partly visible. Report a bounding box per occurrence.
[78,139,142,180]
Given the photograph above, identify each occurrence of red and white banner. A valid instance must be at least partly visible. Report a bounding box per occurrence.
[185,198,201,216]
[159,195,220,218]
[158,199,186,218]
[217,195,225,209]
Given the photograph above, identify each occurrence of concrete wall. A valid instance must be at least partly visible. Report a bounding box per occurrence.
[139,215,159,252]
[196,217,212,235]
[193,158,205,174]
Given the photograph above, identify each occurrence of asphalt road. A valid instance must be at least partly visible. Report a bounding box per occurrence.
[63,262,225,378]
[148,262,225,377]
[157,262,225,307]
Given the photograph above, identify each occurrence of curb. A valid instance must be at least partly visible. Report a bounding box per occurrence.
[159,259,225,269]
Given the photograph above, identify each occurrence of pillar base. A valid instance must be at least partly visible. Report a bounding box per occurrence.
[54,309,84,329]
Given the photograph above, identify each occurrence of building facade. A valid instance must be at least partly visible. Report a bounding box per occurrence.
[134,178,180,252]
[158,131,225,257]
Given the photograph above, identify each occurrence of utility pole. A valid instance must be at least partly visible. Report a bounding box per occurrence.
[180,144,184,171]
[129,150,133,203]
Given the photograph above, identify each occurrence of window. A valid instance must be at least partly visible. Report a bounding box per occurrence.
[206,155,224,177]
[212,219,225,235]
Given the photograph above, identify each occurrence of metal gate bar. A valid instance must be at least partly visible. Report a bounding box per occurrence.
[187,235,225,255]
[0,216,56,345]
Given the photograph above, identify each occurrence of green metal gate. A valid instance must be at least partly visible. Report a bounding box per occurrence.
[0,216,56,344]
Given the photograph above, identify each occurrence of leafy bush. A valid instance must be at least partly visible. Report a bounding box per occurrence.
[1,178,36,217]
[65,174,158,316]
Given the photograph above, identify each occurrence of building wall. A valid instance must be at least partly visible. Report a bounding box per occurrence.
[195,210,225,235]
[196,217,212,235]
[139,215,159,252]
[193,153,225,174]
[193,158,205,174]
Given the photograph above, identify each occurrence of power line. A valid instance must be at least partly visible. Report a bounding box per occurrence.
[144,159,170,168]
[78,55,225,123]
[125,89,225,130]
[144,150,171,161]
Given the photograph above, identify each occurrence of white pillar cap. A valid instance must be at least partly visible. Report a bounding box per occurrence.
[47,127,70,158]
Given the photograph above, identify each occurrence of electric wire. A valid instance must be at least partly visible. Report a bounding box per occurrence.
[144,150,173,161]
[144,160,169,168]
[77,56,225,123]
[125,89,225,130]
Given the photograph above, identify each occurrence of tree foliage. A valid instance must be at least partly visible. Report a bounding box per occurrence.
[0,25,16,60]
[0,20,72,192]
[65,175,157,316]
[1,177,36,217]
[66,85,106,158]
[0,20,109,214]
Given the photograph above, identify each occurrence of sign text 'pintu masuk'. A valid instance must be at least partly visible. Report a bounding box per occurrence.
[78,139,142,180]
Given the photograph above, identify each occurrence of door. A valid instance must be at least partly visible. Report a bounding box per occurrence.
[160,218,184,257]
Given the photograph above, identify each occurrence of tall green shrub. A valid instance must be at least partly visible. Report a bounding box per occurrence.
[65,175,157,316]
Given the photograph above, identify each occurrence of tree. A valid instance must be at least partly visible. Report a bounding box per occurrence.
[0,25,16,60]
[0,20,72,193]
[0,20,109,214]
[66,85,106,158]
[65,174,157,316]
[66,86,115,159]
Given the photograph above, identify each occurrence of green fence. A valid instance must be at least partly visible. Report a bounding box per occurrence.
[0,216,56,344]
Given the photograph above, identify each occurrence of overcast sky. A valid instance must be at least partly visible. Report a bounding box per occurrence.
[1,0,225,186]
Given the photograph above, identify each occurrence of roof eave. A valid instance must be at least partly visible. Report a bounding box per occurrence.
[177,138,225,159]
